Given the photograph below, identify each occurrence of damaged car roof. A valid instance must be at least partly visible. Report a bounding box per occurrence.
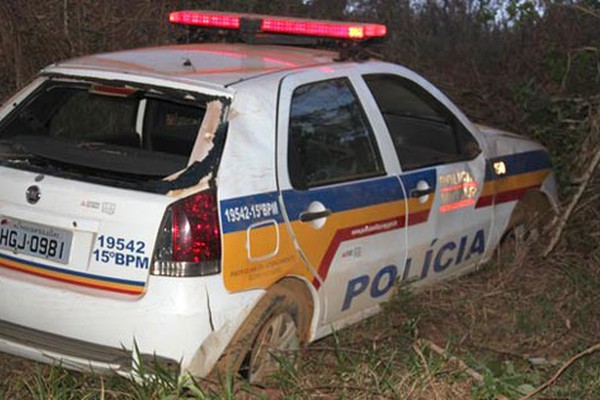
[46,43,339,87]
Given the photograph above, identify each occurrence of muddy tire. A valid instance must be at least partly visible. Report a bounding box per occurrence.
[213,279,312,387]
[497,193,554,262]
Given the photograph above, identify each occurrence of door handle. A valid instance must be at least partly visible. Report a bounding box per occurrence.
[299,209,332,223]
[410,187,434,198]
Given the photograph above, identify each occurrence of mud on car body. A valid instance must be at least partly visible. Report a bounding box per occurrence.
[0,11,558,383]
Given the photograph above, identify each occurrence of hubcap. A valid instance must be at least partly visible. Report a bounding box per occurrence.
[249,312,298,385]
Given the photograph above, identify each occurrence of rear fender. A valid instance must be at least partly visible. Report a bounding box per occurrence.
[185,276,316,378]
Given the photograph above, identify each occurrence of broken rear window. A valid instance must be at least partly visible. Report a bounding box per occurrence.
[0,80,218,187]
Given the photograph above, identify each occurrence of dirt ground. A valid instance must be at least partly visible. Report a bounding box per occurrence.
[0,353,38,383]
[1,243,599,399]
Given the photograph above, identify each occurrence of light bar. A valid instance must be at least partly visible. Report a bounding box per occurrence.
[169,10,387,41]
[261,18,386,40]
[169,11,240,30]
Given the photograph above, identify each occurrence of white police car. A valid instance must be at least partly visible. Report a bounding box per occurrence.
[0,10,557,384]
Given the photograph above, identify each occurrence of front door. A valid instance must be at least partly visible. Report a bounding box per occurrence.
[361,71,492,285]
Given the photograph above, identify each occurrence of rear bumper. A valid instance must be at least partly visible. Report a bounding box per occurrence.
[0,319,178,374]
[0,269,213,375]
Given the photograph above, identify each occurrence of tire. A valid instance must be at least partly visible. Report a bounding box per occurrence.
[497,193,553,261]
[213,279,312,387]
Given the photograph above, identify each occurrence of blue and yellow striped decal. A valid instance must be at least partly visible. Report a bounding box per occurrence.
[221,174,435,291]
[284,176,409,289]
[0,252,145,295]
[476,149,552,208]
[220,151,551,292]
[221,190,309,291]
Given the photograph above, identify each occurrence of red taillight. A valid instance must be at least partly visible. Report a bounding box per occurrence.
[152,191,221,277]
[168,10,387,41]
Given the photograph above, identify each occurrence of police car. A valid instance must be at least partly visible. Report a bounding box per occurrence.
[0,10,557,384]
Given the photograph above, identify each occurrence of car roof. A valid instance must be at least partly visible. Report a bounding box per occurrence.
[47,43,340,87]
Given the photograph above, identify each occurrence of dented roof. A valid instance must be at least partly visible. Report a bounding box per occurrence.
[47,43,339,87]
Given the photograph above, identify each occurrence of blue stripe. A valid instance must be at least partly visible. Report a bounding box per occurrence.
[220,171,441,234]
[399,169,437,192]
[220,192,283,234]
[282,176,405,222]
[485,150,552,181]
[0,252,146,287]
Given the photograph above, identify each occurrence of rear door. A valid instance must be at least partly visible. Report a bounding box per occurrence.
[276,71,408,326]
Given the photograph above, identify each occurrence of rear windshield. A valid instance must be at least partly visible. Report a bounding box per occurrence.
[0,80,221,190]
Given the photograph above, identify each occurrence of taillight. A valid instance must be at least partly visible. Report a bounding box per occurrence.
[152,190,221,277]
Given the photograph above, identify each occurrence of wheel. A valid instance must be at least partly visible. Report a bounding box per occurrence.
[497,193,554,262]
[247,311,299,385]
[213,279,312,387]
[496,223,538,264]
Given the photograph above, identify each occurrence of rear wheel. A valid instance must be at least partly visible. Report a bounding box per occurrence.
[247,311,299,384]
[214,279,312,387]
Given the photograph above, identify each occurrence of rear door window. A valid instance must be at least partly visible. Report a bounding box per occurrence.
[288,78,384,189]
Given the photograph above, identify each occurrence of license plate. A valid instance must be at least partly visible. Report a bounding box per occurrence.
[0,217,73,264]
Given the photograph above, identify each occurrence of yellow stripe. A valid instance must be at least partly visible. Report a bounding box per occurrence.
[290,200,405,268]
[0,256,144,294]
[223,222,309,292]
[480,169,551,197]
[222,200,410,292]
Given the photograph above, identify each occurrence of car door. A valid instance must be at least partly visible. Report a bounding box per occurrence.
[276,72,409,329]
[360,69,493,285]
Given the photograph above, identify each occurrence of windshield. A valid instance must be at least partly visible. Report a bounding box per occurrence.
[0,79,218,189]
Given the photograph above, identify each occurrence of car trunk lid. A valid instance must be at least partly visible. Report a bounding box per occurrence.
[0,168,173,296]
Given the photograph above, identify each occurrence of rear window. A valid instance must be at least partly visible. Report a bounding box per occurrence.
[0,83,204,153]
[0,81,213,183]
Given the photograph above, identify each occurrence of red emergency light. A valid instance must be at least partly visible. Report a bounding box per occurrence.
[169,10,387,41]
[169,11,240,30]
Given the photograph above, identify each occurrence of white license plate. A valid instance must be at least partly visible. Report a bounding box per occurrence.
[0,217,73,264]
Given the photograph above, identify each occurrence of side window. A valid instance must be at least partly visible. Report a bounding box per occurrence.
[363,74,480,171]
[288,78,384,189]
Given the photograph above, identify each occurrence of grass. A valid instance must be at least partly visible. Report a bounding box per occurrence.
[1,237,599,399]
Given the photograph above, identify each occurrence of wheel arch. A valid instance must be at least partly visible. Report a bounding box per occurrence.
[210,274,317,381]
[506,189,557,231]
[267,275,317,344]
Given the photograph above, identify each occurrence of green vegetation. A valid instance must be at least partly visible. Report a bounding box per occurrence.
[1,244,600,399]
[0,0,599,398]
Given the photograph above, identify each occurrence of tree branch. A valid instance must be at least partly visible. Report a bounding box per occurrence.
[518,342,600,400]
[544,108,600,256]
